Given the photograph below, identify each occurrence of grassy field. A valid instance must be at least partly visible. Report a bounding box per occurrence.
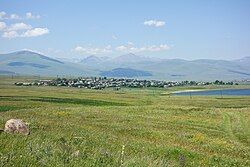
[0,76,250,166]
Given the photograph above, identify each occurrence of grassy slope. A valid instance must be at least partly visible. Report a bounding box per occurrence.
[0,76,249,166]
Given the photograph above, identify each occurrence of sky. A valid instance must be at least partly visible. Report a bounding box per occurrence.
[0,0,250,60]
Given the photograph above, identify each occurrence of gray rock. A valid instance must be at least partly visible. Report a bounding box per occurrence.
[4,119,30,135]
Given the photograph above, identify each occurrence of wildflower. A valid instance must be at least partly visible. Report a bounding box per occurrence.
[120,145,125,166]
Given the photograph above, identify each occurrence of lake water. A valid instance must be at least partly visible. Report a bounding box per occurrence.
[173,89,250,96]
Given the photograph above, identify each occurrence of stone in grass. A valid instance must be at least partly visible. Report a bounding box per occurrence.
[4,119,30,135]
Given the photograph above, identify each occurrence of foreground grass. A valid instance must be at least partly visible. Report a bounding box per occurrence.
[0,76,250,166]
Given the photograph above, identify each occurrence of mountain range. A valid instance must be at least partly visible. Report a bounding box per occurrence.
[0,50,249,81]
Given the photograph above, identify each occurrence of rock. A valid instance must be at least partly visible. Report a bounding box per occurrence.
[71,150,80,157]
[4,119,30,135]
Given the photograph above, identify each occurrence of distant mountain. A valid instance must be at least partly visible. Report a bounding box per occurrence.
[235,56,250,62]
[56,57,82,63]
[80,55,108,65]
[110,53,153,63]
[0,50,96,76]
[95,53,250,80]
[0,70,16,75]
[234,56,250,67]
[100,68,152,78]
[142,58,250,81]
[79,53,161,70]
[0,50,249,81]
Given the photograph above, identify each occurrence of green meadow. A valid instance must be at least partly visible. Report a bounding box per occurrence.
[0,76,249,166]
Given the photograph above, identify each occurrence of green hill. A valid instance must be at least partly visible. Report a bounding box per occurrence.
[0,51,97,77]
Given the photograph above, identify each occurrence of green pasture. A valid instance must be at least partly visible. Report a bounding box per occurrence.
[0,76,249,166]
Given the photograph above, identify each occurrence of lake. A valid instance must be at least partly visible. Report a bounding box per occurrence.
[173,89,250,96]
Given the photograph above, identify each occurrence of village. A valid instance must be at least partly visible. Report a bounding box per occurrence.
[14,77,236,90]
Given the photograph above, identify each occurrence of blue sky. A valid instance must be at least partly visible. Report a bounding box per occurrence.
[0,0,250,60]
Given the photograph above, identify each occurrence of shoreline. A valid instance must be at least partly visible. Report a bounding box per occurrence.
[171,88,250,96]
[171,89,205,94]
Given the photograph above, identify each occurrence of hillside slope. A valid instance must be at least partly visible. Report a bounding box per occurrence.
[0,51,97,76]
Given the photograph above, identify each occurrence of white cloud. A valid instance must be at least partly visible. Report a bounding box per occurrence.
[2,27,49,38]
[0,11,47,39]
[116,42,170,52]
[2,31,18,38]
[0,11,41,20]
[8,23,32,31]
[116,45,127,51]
[73,45,112,55]
[105,45,112,50]
[72,43,171,55]
[10,14,20,20]
[112,35,118,40]
[127,41,134,46]
[26,12,40,19]
[147,44,170,51]
[21,28,49,37]
[144,20,165,27]
[0,22,6,31]
[71,42,172,55]
[0,11,7,19]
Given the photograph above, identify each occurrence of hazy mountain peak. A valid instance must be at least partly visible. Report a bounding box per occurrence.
[2,50,63,64]
[14,50,43,56]
[119,53,141,58]
[111,53,152,63]
[123,53,138,57]
[84,55,101,60]
[80,55,104,64]
[0,50,95,76]
[238,56,250,60]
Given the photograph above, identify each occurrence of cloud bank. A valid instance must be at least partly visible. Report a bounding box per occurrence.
[116,42,170,52]
[0,11,48,39]
[73,45,112,55]
[73,43,171,55]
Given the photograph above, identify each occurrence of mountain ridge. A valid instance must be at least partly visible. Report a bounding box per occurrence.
[0,50,249,81]
[0,50,96,76]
